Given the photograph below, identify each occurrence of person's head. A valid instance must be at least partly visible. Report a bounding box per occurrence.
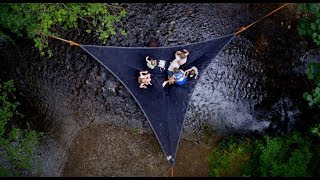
[178,52,186,59]
[173,67,179,74]
[138,77,146,84]
[189,70,195,77]
[151,60,157,66]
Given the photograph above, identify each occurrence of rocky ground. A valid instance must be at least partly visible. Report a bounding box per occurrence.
[0,3,314,177]
[62,124,219,176]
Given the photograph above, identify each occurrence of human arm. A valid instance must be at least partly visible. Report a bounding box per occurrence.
[139,71,148,76]
[184,68,193,75]
[175,51,182,56]
[175,51,182,59]
[140,83,147,89]
[168,77,175,84]
[184,70,190,77]
[183,49,189,56]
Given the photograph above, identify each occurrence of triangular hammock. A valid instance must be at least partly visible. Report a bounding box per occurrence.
[47,3,289,174]
[81,34,234,167]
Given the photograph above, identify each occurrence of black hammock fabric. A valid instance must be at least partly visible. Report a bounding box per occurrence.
[81,33,236,166]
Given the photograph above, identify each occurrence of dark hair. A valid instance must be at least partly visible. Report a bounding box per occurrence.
[173,68,179,73]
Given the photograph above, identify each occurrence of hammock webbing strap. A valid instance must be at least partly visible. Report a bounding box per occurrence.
[235,3,290,35]
[45,3,290,46]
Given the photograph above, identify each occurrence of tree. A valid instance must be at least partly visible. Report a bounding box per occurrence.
[0,3,127,56]
[208,132,312,177]
[253,132,312,176]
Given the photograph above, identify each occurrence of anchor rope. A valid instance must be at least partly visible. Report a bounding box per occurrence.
[45,3,290,45]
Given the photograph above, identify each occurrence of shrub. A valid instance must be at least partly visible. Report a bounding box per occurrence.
[0,80,42,176]
[208,136,251,176]
[208,132,312,177]
[297,3,320,46]
[303,62,320,106]
[253,132,312,176]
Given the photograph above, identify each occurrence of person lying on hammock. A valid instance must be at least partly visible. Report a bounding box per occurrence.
[167,49,190,77]
[184,66,198,79]
[175,49,189,65]
[138,71,152,89]
[162,67,187,87]
[145,56,157,69]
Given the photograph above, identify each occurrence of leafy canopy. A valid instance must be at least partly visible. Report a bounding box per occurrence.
[208,132,312,177]
[0,3,127,56]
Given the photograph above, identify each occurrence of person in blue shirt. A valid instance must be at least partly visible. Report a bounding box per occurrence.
[173,67,187,86]
[167,49,189,77]
[162,67,187,87]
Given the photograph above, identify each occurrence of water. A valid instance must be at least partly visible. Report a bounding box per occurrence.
[0,3,317,175]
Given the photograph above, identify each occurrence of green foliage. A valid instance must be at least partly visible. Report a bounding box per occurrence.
[0,168,9,176]
[0,30,10,43]
[0,80,19,141]
[0,3,127,57]
[208,132,312,177]
[297,4,320,106]
[0,80,42,176]
[208,136,251,176]
[252,132,312,176]
[303,62,320,106]
[297,3,320,46]
[310,123,320,137]
[301,46,320,170]
[208,4,320,176]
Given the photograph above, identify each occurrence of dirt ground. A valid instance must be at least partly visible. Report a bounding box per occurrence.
[62,124,220,177]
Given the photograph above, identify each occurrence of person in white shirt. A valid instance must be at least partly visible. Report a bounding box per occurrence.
[145,56,157,69]
[138,71,152,89]
[174,49,189,65]
[158,60,166,71]
[167,49,190,77]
